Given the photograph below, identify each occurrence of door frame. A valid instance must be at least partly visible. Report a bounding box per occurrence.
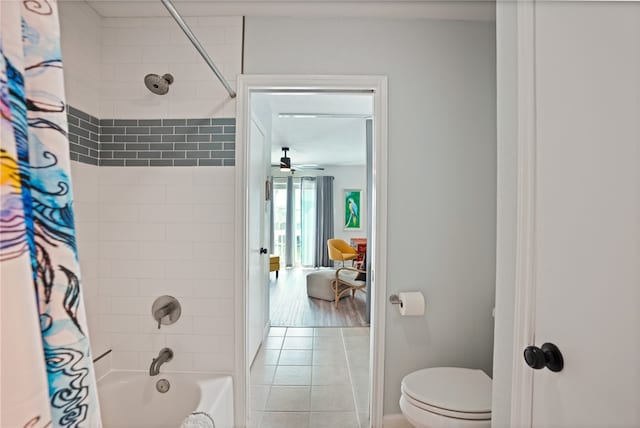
[234,74,389,427]
[510,0,536,426]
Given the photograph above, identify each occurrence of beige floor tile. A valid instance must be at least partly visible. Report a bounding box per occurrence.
[268,327,287,337]
[313,344,345,356]
[265,386,311,411]
[313,336,343,349]
[260,412,310,428]
[341,327,370,336]
[257,316,371,425]
[252,349,280,366]
[272,365,312,386]
[311,364,351,385]
[314,327,341,337]
[248,411,263,428]
[279,349,313,365]
[310,385,356,411]
[343,336,370,349]
[358,413,370,428]
[352,382,369,414]
[309,412,358,428]
[347,351,369,370]
[263,336,284,349]
[250,385,271,411]
[286,327,314,336]
[251,365,276,385]
[283,336,313,350]
[349,366,369,384]
[313,348,347,366]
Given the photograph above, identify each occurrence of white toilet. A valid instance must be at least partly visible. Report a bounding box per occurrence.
[399,367,492,428]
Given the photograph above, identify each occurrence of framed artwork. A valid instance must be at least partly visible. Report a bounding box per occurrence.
[344,189,362,230]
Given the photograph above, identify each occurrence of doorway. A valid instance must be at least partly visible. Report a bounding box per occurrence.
[235,76,388,428]
[254,91,372,328]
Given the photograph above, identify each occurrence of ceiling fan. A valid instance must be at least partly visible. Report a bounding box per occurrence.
[273,147,325,172]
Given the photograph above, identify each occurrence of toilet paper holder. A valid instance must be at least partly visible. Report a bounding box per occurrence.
[389,294,403,307]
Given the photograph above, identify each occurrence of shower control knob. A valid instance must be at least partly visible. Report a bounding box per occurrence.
[524,343,564,372]
[260,248,268,254]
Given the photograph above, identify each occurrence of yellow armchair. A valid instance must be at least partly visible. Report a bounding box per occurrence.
[327,239,358,267]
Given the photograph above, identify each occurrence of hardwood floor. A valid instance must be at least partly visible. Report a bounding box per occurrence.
[270,267,369,327]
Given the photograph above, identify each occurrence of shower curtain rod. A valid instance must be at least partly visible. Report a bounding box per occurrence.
[161,0,237,98]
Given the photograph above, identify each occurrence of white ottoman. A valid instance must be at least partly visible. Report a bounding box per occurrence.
[306,270,339,301]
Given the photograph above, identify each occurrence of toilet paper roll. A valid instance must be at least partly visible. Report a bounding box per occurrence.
[398,292,425,316]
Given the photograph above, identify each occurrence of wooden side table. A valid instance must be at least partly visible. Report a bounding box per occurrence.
[269,255,280,279]
[349,238,367,267]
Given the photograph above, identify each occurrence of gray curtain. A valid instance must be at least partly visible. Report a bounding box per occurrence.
[285,175,294,267]
[314,176,334,267]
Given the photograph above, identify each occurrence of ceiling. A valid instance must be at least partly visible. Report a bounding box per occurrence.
[76,0,495,21]
[252,92,373,168]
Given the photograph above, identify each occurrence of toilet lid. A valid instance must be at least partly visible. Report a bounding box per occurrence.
[401,367,492,414]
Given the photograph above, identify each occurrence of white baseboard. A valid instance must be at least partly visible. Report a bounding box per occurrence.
[382,414,412,428]
[262,321,271,341]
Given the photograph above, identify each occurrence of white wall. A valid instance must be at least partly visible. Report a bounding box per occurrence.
[245,17,497,415]
[324,165,367,242]
[94,167,236,372]
[100,16,242,119]
[492,2,518,426]
[59,2,102,116]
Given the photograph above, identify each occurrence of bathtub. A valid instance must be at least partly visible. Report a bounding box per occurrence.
[98,371,233,428]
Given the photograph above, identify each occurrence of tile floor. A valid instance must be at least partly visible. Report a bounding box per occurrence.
[249,326,370,428]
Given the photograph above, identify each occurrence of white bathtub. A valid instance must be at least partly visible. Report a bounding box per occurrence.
[98,371,233,428]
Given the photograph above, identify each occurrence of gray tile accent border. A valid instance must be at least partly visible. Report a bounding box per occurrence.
[67,107,100,166]
[67,105,235,167]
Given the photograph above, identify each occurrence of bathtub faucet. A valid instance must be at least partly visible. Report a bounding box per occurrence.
[149,347,174,376]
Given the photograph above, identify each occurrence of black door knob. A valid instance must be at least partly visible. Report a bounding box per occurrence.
[260,248,268,254]
[523,343,564,372]
[524,345,546,369]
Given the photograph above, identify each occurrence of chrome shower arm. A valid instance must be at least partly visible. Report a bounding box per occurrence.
[161,0,237,98]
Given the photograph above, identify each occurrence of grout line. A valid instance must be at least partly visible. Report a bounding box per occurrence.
[342,327,363,428]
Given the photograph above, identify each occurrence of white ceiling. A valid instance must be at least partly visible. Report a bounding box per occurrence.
[252,92,373,168]
[78,0,495,21]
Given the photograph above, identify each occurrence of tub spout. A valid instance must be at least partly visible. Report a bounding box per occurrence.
[149,347,173,376]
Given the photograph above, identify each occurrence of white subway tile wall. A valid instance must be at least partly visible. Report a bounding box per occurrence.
[99,16,242,119]
[61,7,242,378]
[72,163,110,377]
[71,163,236,374]
[59,2,102,116]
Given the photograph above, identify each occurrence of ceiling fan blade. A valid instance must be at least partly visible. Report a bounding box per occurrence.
[294,164,324,171]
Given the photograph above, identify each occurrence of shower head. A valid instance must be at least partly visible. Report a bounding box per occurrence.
[144,73,174,95]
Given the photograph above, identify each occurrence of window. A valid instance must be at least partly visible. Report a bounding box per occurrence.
[271,176,317,267]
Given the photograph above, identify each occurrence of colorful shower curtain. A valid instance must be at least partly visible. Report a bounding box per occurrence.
[1,1,101,427]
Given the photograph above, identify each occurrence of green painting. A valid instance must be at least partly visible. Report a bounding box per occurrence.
[344,189,362,230]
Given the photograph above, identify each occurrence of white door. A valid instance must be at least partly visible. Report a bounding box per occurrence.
[247,118,269,364]
[515,3,640,426]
